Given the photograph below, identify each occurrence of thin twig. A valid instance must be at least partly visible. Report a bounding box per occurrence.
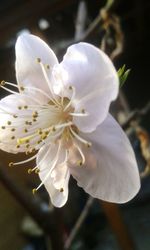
[75,1,87,41]
[122,102,150,130]
[0,167,63,250]
[64,1,126,249]
[59,0,114,51]
[64,196,94,249]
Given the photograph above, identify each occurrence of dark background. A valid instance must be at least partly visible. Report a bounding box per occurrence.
[0,1,150,250]
[0,0,150,108]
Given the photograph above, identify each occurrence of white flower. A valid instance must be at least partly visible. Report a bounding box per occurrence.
[0,34,140,207]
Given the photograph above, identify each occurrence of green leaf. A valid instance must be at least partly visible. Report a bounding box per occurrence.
[117,65,131,88]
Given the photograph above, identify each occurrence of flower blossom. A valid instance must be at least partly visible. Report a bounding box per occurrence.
[0,34,140,207]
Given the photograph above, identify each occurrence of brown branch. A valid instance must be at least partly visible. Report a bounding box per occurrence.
[0,167,64,250]
[64,196,94,249]
[122,102,150,130]
[59,0,114,51]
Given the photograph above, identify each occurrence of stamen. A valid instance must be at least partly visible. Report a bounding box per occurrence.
[55,121,73,130]
[32,188,37,195]
[45,64,50,70]
[37,59,60,106]
[24,85,56,104]
[64,86,76,111]
[36,58,41,63]
[2,81,19,89]
[20,86,25,91]
[37,129,43,135]
[28,166,39,174]
[69,112,89,117]
[0,85,18,95]
[12,154,37,166]
[35,142,61,191]
[74,143,85,165]
[17,133,37,145]
[0,80,5,86]
[70,126,92,147]
[8,162,14,167]
[77,160,83,166]
[28,169,32,174]
[35,168,40,174]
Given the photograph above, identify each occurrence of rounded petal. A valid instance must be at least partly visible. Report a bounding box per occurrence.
[69,114,140,203]
[60,43,119,132]
[15,34,58,102]
[37,144,70,207]
[0,94,36,153]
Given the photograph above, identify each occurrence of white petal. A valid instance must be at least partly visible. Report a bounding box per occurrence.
[60,43,119,132]
[15,34,58,102]
[0,94,36,153]
[37,144,70,207]
[69,114,140,203]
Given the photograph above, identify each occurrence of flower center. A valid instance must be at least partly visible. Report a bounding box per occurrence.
[1,58,91,194]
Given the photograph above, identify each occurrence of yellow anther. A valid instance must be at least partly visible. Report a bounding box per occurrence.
[35,168,40,174]
[17,134,35,145]
[20,86,25,91]
[32,188,37,195]
[24,105,28,109]
[77,160,83,166]
[28,169,32,174]
[16,144,20,148]
[37,129,42,135]
[45,131,49,135]
[11,136,15,140]
[18,106,22,110]
[32,111,38,117]
[60,188,64,192]
[69,85,73,90]
[36,58,41,63]
[1,126,6,129]
[13,114,18,118]
[24,128,28,133]
[11,128,15,132]
[41,135,47,140]
[45,64,50,69]
[26,144,30,148]
[25,151,30,155]
[86,142,92,148]
[52,126,56,132]
[30,148,36,153]
[37,140,42,144]
[33,118,37,122]
[1,80,5,86]
[7,121,11,125]
[9,162,14,167]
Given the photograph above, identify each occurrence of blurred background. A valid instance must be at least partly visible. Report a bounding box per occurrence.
[0,0,150,250]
